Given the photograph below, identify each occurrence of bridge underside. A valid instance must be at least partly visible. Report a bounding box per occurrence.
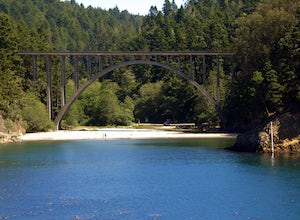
[19,51,234,130]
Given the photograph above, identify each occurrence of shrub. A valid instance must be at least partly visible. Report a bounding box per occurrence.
[20,95,54,132]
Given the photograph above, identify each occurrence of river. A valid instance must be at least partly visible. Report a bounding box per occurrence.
[0,138,299,219]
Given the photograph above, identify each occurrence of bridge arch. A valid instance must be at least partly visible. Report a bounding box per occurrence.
[54,59,224,129]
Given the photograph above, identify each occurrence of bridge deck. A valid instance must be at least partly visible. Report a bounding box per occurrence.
[19,51,234,56]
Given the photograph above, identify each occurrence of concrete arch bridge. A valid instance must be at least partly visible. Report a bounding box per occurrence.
[19,51,234,130]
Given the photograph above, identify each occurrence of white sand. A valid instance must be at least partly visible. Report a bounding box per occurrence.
[19,128,237,141]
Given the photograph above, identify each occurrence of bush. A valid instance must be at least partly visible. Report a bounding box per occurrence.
[20,95,54,132]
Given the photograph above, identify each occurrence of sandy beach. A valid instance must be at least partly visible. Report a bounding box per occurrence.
[19,128,237,142]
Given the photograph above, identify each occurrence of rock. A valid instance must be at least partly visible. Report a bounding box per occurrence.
[0,132,21,143]
[231,112,300,153]
[0,114,25,144]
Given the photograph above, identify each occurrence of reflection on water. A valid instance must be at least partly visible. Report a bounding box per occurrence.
[235,151,300,168]
[260,152,300,168]
[0,139,300,219]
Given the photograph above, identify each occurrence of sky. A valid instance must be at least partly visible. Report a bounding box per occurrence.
[75,0,186,15]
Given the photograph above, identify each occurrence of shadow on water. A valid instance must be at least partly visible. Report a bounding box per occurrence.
[260,153,300,168]
[0,141,71,169]
[230,149,300,169]
[132,138,236,149]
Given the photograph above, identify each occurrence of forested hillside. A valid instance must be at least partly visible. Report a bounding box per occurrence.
[0,0,142,51]
[0,0,299,134]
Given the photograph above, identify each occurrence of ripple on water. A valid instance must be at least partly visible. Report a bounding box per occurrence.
[0,139,299,219]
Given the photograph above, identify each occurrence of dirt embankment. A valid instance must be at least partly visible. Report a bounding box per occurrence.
[231,112,300,153]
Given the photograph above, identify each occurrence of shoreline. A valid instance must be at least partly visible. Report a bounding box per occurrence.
[19,128,237,142]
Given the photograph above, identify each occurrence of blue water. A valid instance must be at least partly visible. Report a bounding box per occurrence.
[0,139,300,219]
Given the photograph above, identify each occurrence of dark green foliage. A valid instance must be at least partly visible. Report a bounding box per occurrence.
[134,81,164,122]
[225,0,299,130]
[0,0,142,51]
[0,13,22,115]
[20,94,54,132]
[0,0,298,131]
[0,12,53,132]
[63,81,134,127]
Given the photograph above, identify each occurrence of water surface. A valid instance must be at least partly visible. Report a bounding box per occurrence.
[0,139,299,219]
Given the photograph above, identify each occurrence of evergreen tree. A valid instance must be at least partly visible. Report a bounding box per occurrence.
[0,13,22,115]
[163,0,172,17]
[0,0,298,131]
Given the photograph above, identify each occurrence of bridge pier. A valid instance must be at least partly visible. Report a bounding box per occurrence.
[32,55,38,81]
[98,56,103,71]
[217,56,220,103]
[190,55,193,78]
[74,56,79,91]
[202,56,206,87]
[46,55,53,120]
[87,56,92,79]
[60,56,66,106]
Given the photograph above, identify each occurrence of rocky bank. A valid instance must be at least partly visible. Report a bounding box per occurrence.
[0,115,25,144]
[231,112,300,153]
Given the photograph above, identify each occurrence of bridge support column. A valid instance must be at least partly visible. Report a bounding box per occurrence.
[74,56,79,91]
[230,56,235,93]
[190,55,193,78]
[202,56,206,87]
[87,56,92,79]
[98,56,103,71]
[60,56,66,106]
[217,56,220,103]
[46,55,53,120]
[110,56,114,65]
[32,55,38,81]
